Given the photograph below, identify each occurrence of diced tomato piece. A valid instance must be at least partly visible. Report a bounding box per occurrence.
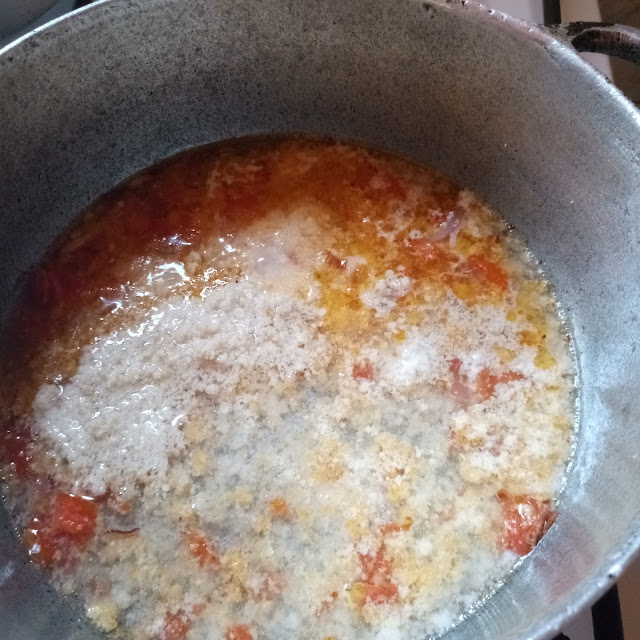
[476,369,524,402]
[448,361,523,405]
[182,530,220,567]
[352,361,374,380]
[269,497,291,519]
[380,516,413,534]
[162,609,191,640]
[451,380,477,406]
[23,517,58,566]
[225,624,253,640]
[350,582,398,607]
[324,251,346,270]
[498,490,557,556]
[447,359,478,405]
[351,535,400,608]
[406,239,456,264]
[466,255,509,290]
[448,358,462,376]
[380,523,401,534]
[51,493,97,544]
[359,544,391,583]
[476,369,499,400]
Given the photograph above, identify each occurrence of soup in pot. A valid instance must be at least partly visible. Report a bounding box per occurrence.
[0,138,576,640]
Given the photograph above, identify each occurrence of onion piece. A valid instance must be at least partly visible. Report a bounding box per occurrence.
[430,207,464,242]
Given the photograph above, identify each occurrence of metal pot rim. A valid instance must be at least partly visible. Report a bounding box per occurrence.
[1,2,639,639]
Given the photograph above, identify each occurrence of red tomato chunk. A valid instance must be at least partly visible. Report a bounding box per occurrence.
[466,255,509,290]
[162,609,191,640]
[476,368,524,402]
[182,530,220,567]
[52,493,98,543]
[351,582,398,606]
[498,490,557,556]
[225,624,254,640]
[351,542,398,607]
[352,361,374,380]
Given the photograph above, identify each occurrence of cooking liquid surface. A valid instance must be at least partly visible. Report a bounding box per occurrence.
[0,139,575,640]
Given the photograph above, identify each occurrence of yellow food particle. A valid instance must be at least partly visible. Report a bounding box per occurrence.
[406,308,423,325]
[169,501,198,525]
[510,280,549,326]
[493,344,516,364]
[380,516,413,534]
[452,430,485,450]
[229,488,254,507]
[449,279,476,302]
[296,507,312,525]
[311,439,345,483]
[320,288,372,333]
[349,583,366,606]
[553,415,571,430]
[253,514,272,535]
[192,449,209,476]
[455,231,478,256]
[313,460,344,483]
[458,460,491,485]
[393,329,406,343]
[534,345,557,370]
[518,330,543,347]
[184,417,208,444]
[345,516,369,539]
[223,549,249,586]
[389,482,409,505]
[270,497,291,519]
[86,599,118,632]
[166,583,184,607]
[394,537,464,598]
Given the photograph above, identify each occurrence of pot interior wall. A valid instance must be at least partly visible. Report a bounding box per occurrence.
[0,0,639,638]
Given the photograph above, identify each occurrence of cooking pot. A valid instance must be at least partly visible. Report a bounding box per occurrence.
[0,1,639,639]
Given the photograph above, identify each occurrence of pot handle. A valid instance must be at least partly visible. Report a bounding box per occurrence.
[548,22,640,65]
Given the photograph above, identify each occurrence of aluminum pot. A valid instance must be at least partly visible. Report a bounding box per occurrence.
[0,1,639,638]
